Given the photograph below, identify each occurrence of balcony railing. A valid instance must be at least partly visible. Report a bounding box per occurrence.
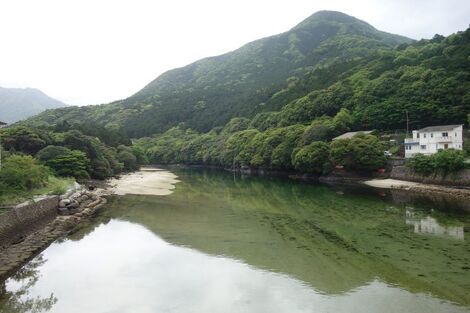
[404,138,418,143]
[434,136,453,142]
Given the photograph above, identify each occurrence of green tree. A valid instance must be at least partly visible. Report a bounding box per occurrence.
[292,141,330,174]
[330,134,386,171]
[45,150,90,179]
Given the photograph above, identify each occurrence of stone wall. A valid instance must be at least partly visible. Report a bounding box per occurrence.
[391,166,470,187]
[0,196,59,249]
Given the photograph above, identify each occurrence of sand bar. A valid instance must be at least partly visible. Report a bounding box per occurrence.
[109,168,180,196]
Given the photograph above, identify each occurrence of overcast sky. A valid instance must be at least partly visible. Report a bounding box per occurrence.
[0,0,469,106]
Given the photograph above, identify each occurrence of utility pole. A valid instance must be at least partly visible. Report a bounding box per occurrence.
[405,110,409,136]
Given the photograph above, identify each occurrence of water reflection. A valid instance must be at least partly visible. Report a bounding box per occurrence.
[1,221,468,313]
[406,209,465,240]
[0,256,57,313]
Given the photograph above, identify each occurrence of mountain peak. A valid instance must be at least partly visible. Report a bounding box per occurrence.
[292,10,373,31]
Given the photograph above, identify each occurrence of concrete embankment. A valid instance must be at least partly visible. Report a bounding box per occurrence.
[391,166,470,187]
[0,183,108,280]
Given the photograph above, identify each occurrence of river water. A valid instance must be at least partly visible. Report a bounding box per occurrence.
[1,168,469,313]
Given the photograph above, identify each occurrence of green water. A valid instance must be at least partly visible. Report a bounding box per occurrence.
[1,168,469,313]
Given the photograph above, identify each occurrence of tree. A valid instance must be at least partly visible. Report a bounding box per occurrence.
[45,150,90,179]
[36,145,72,162]
[0,126,51,155]
[330,134,386,171]
[292,141,330,174]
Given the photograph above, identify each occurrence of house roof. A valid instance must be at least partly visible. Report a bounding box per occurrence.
[0,121,7,126]
[418,124,462,132]
[333,130,374,140]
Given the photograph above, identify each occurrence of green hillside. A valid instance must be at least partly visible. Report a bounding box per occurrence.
[24,11,412,136]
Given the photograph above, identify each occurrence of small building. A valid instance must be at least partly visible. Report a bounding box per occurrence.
[332,130,375,140]
[0,121,6,128]
[404,124,463,158]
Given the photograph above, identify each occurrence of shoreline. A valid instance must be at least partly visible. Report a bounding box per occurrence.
[1,166,468,282]
[164,164,470,201]
[0,167,180,281]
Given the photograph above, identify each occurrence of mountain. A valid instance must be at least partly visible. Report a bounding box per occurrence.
[24,11,412,135]
[0,87,67,123]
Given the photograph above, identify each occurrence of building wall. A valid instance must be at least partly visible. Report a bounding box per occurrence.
[405,125,463,158]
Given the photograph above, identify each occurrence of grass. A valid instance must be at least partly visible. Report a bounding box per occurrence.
[0,176,75,207]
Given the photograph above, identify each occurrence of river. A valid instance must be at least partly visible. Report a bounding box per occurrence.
[0,168,469,313]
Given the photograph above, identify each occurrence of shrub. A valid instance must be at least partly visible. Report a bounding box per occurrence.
[431,149,465,174]
[407,153,434,175]
[407,149,466,175]
[0,155,51,190]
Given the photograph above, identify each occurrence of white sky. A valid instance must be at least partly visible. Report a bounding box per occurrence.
[0,0,469,106]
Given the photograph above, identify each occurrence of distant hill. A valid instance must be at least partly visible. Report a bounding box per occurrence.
[24,11,412,135]
[0,87,67,123]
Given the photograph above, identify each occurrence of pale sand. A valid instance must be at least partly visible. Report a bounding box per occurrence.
[109,168,180,196]
[363,178,421,189]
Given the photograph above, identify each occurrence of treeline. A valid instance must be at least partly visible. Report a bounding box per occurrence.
[134,109,387,174]
[0,126,146,181]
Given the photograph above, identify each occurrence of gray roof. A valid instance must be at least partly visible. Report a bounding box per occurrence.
[333,130,374,140]
[0,121,7,125]
[418,124,462,132]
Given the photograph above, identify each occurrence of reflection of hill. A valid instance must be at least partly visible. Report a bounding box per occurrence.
[102,169,470,305]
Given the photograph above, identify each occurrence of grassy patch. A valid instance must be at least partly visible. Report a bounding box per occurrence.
[0,176,74,207]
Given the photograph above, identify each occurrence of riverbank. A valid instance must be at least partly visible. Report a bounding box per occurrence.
[0,168,180,280]
[167,164,470,201]
[0,184,108,280]
[363,178,470,204]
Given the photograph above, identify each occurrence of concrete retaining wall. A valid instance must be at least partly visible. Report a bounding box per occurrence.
[391,166,470,187]
[0,196,59,249]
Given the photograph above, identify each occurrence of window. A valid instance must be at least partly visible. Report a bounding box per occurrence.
[442,132,448,137]
[424,133,426,138]
[455,132,457,137]
[417,133,420,138]
[444,144,448,149]
[421,145,426,150]
[430,133,433,138]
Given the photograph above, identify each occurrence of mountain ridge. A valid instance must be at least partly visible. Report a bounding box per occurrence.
[115,11,412,135]
[0,86,67,123]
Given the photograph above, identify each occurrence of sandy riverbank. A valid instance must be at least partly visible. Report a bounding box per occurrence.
[364,178,421,189]
[108,167,180,196]
[364,178,470,201]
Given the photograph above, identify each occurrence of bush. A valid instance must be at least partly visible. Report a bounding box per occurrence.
[0,155,51,190]
[407,149,466,175]
[407,153,434,175]
[292,141,330,174]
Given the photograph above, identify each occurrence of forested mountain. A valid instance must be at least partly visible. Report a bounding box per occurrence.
[0,87,67,123]
[24,11,413,135]
[10,10,470,176]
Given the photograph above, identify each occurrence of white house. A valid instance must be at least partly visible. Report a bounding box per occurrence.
[404,124,463,158]
[0,121,6,128]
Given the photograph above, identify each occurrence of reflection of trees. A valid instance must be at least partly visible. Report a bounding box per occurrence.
[0,255,57,313]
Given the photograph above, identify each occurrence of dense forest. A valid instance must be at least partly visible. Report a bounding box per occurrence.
[6,11,470,184]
